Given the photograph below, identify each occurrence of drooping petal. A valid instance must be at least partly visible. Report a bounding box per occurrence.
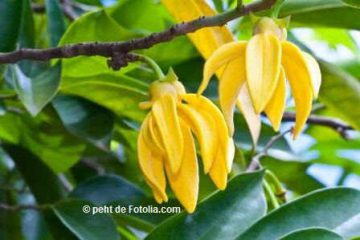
[138,126,167,201]
[160,0,233,59]
[182,94,234,172]
[264,67,287,131]
[142,114,163,154]
[165,120,199,213]
[178,103,217,173]
[236,85,262,145]
[148,114,165,154]
[246,33,282,113]
[226,137,235,173]
[209,147,228,190]
[152,94,183,174]
[303,52,322,98]
[218,51,247,136]
[282,41,313,138]
[199,41,247,95]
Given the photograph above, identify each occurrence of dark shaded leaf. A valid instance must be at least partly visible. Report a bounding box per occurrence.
[280,228,343,240]
[53,95,114,149]
[53,199,119,240]
[147,171,266,240]
[237,188,360,240]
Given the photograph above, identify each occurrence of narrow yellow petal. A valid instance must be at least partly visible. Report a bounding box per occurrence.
[246,33,282,113]
[178,104,216,173]
[182,94,234,173]
[236,85,262,144]
[148,114,165,154]
[303,52,322,98]
[218,48,247,136]
[143,176,168,203]
[199,41,247,95]
[264,67,286,131]
[165,120,199,213]
[142,114,163,154]
[161,0,233,59]
[138,127,167,201]
[282,41,313,138]
[226,138,235,173]
[152,94,183,174]
[209,148,228,190]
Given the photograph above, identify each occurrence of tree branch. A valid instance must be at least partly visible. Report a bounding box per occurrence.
[247,128,292,172]
[281,112,353,139]
[1,0,276,65]
[0,203,50,211]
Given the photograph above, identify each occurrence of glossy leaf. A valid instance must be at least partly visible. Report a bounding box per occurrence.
[9,63,61,116]
[70,175,145,205]
[53,200,119,240]
[280,228,343,240]
[342,0,360,8]
[237,188,360,239]
[147,171,266,240]
[319,61,360,130]
[53,95,114,149]
[280,0,360,29]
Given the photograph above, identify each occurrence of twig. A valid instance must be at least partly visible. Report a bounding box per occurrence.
[247,128,292,172]
[32,1,78,21]
[0,203,50,211]
[282,112,353,139]
[1,0,276,66]
[60,0,78,21]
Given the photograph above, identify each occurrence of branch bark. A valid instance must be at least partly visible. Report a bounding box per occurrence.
[281,112,353,139]
[1,0,276,65]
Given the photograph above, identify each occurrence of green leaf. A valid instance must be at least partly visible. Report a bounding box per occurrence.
[280,0,360,29]
[45,0,66,47]
[147,171,266,240]
[237,188,360,240]
[319,61,360,130]
[53,199,119,240]
[9,63,61,116]
[342,0,360,8]
[53,95,114,149]
[0,0,22,52]
[69,175,145,205]
[59,9,150,121]
[61,80,147,121]
[280,228,343,240]
[334,214,360,239]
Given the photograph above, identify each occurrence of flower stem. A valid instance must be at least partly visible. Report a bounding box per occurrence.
[271,0,285,18]
[263,179,280,209]
[265,170,286,203]
[136,54,165,79]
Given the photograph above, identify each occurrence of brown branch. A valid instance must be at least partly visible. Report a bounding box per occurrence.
[281,112,353,139]
[1,0,276,66]
[0,203,50,211]
[247,128,292,172]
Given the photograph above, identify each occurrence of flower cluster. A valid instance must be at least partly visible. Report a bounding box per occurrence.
[138,70,234,213]
[199,17,321,138]
[137,17,321,213]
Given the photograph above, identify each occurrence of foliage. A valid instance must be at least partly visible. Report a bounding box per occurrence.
[0,0,359,239]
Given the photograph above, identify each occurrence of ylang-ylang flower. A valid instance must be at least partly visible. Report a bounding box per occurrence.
[138,70,234,213]
[198,17,321,138]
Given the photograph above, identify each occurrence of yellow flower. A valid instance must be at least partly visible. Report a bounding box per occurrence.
[138,70,234,213]
[199,17,321,138]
